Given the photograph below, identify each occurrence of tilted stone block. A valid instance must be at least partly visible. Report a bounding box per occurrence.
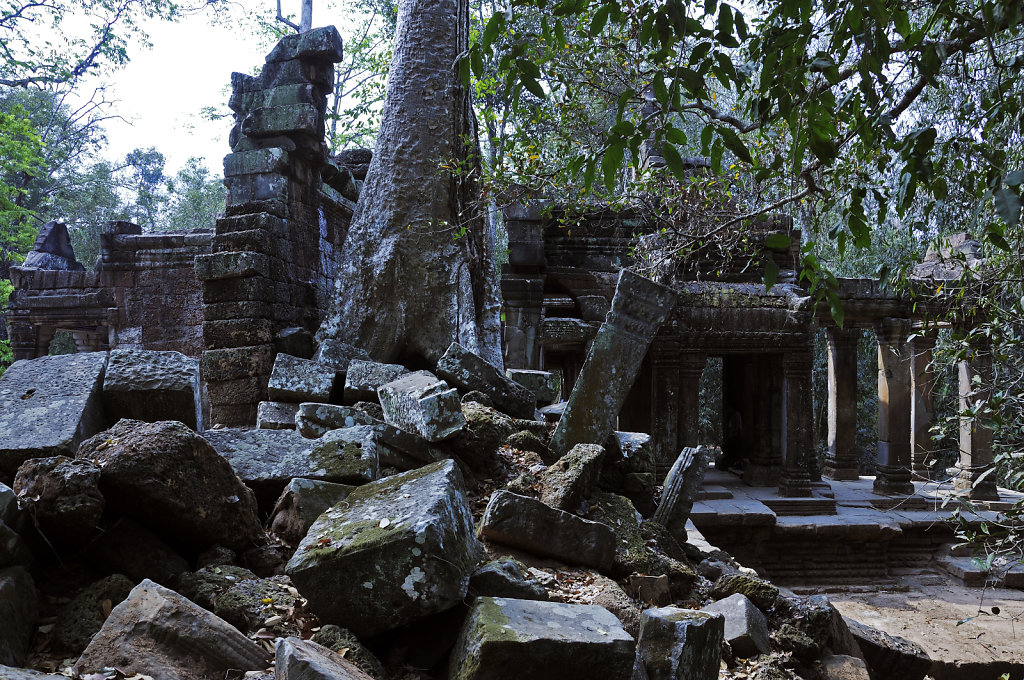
[267,353,336,403]
[313,338,371,375]
[478,490,615,571]
[702,593,770,658]
[633,606,724,680]
[0,353,107,483]
[539,443,605,511]
[103,349,201,430]
[436,342,536,418]
[276,637,374,680]
[506,368,560,405]
[265,26,345,63]
[378,370,465,442]
[286,460,483,637]
[344,359,410,403]
[449,597,634,680]
[653,445,713,541]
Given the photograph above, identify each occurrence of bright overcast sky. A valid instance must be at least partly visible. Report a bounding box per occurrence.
[83,0,355,176]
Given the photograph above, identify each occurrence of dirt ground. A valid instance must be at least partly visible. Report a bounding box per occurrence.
[815,571,1024,680]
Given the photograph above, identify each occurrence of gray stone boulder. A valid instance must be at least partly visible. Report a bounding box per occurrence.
[21,221,85,270]
[539,443,604,511]
[506,368,560,405]
[343,359,409,403]
[710,573,780,613]
[296,402,377,438]
[78,419,263,553]
[821,654,872,680]
[449,597,635,680]
[73,579,270,680]
[258,401,299,429]
[0,352,107,483]
[445,401,516,476]
[309,626,385,679]
[286,460,483,637]
[654,446,713,541]
[0,665,66,679]
[632,606,724,680]
[276,637,375,680]
[0,521,31,569]
[436,342,536,418]
[102,349,201,430]
[505,429,555,464]
[0,567,37,667]
[54,574,134,651]
[845,617,931,680]
[268,354,336,403]
[378,370,465,442]
[269,478,355,545]
[0,483,18,530]
[593,575,642,638]
[12,456,104,546]
[478,490,615,571]
[468,558,548,601]
[702,593,770,658]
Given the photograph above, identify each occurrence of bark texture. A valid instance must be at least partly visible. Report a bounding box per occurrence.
[317,0,502,368]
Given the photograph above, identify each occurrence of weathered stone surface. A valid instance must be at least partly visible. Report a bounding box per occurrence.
[313,339,370,375]
[83,518,190,585]
[0,665,65,679]
[702,593,770,658]
[276,637,375,680]
[73,579,270,680]
[344,360,409,403]
[0,483,17,529]
[632,606,724,680]
[78,420,263,552]
[0,567,37,667]
[296,402,377,438]
[309,625,385,679]
[710,574,780,613]
[12,456,103,546]
[0,521,31,569]
[308,426,380,484]
[446,402,515,476]
[378,370,465,442]
[265,25,345,63]
[437,342,535,418]
[629,574,672,607]
[505,430,554,464]
[55,574,134,651]
[775,623,819,663]
[593,575,642,638]
[550,270,677,456]
[468,558,548,601]
[478,490,615,571]
[821,654,871,680]
[258,400,299,429]
[286,460,483,637]
[449,596,634,680]
[653,446,713,541]
[194,251,270,281]
[275,327,315,359]
[268,354,336,403]
[539,443,604,511]
[177,565,299,635]
[21,221,84,270]
[505,368,560,405]
[270,478,355,545]
[0,353,107,482]
[102,349,201,429]
[845,617,931,680]
[603,432,657,491]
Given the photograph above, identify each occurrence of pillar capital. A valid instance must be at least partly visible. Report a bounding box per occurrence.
[875,317,911,347]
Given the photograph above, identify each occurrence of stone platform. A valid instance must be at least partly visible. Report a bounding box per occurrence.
[690,468,1024,587]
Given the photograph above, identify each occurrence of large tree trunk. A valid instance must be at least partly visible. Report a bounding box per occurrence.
[317,0,502,368]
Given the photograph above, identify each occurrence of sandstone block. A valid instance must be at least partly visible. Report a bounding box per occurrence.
[275,637,375,680]
[258,401,299,430]
[267,354,336,403]
[436,342,536,418]
[103,349,201,430]
[13,456,104,547]
[633,606,724,680]
[296,402,377,438]
[269,478,355,545]
[505,368,560,405]
[702,593,770,658]
[194,251,270,281]
[313,339,370,375]
[468,558,548,601]
[343,359,409,403]
[539,443,604,511]
[378,370,465,442]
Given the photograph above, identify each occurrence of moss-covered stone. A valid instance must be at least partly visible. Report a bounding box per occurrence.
[774,623,819,663]
[445,402,515,476]
[177,565,299,635]
[55,574,134,651]
[504,430,554,464]
[310,624,386,679]
[711,573,780,613]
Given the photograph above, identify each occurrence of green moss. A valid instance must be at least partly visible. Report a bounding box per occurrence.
[302,517,412,561]
[473,597,519,643]
[712,574,780,612]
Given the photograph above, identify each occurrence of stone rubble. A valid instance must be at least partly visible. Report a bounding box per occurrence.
[378,370,465,442]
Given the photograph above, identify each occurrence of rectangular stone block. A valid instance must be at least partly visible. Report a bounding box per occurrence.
[242,104,320,138]
[506,368,561,405]
[194,252,270,281]
[378,370,465,442]
[103,349,201,430]
[201,344,275,382]
[203,301,270,321]
[201,277,272,304]
[267,354,336,403]
[213,229,275,255]
[436,342,536,418]
[257,401,299,430]
[343,359,409,403]
[215,212,288,237]
[265,26,344,63]
[223,148,291,178]
[203,318,274,349]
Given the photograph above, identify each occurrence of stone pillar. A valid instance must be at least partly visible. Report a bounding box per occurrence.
[550,269,677,457]
[501,203,546,370]
[954,335,999,500]
[744,355,782,486]
[873,318,914,495]
[823,326,861,480]
[911,332,938,476]
[7,322,38,361]
[778,351,813,497]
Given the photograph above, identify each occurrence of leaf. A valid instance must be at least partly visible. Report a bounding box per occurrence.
[764,233,792,249]
[471,48,483,79]
[520,73,546,99]
[583,156,596,191]
[458,54,470,86]
[995,187,1022,227]
[1005,169,1024,187]
[665,126,687,145]
[674,66,704,96]
[764,258,779,291]
[602,142,625,192]
[590,4,612,35]
[483,11,505,48]
[661,142,686,182]
[652,71,668,106]
[718,127,753,163]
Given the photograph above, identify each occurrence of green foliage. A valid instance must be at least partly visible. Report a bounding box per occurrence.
[163,158,227,232]
[0,103,43,260]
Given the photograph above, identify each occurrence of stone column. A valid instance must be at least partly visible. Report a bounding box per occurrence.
[954,335,999,500]
[778,351,813,497]
[745,355,782,486]
[550,269,677,457]
[501,276,544,369]
[823,326,861,480]
[911,332,938,476]
[873,318,914,495]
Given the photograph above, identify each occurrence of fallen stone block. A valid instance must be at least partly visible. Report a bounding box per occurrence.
[296,402,377,438]
[344,359,409,403]
[78,420,263,553]
[539,443,604,511]
[593,575,642,638]
[378,370,465,442]
[286,460,482,637]
[257,401,299,429]
[73,579,270,680]
[633,606,724,680]
[313,339,370,375]
[83,518,190,585]
[468,558,548,601]
[436,342,536,418]
[702,593,770,658]
[653,446,713,541]
[0,567,37,667]
[445,402,516,476]
[308,625,385,679]
[0,352,107,483]
[177,565,300,635]
[270,478,356,545]
[478,490,615,571]
[55,574,134,651]
[845,617,931,680]
[506,368,560,405]
[102,349,201,430]
[710,573,780,613]
[13,456,104,547]
[276,637,375,680]
[505,430,555,465]
[267,354,336,403]
[629,574,672,607]
[308,426,381,484]
[449,596,635,680]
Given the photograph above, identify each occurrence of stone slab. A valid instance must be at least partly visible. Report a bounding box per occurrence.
[103,349,201,430]
[436,342,536,418]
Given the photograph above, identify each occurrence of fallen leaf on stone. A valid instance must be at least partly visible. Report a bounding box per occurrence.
[254,628,275,639]
[102,599,113,618]
[261,597,273,604]
[264,615,284,626]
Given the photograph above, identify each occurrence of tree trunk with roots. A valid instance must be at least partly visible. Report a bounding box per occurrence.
[317,0,502,368]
